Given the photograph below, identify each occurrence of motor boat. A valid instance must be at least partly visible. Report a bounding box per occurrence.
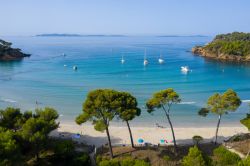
[143,59,148,66]
[181,66,190,73]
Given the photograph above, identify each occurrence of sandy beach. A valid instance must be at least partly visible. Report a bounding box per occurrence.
[51,123,248,147]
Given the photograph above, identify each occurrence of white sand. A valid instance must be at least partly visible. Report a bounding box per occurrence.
[51,123,248,147]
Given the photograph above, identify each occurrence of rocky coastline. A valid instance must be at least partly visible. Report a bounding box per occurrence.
[0,39,30,61]
[192,32,250,62]
[192,46,250,62]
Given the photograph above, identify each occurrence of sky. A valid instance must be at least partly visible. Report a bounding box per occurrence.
[1,0,250,36]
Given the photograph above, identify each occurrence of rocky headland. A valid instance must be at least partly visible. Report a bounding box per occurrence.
[192,32,250,62]
[0,39,30,61]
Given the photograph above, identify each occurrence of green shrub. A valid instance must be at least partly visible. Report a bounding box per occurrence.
[182,146,210,166]
[192,135,203,145]
[134,159,150,166]
[120,157,135,166]
[97,157,150,166]
[73,153,91,166]
[213,146,241,166]
[98,159,120,166]
[240,114,250,131]
[0,128,21,163]
[238,156,250,166]
[163,155,171,161]
[54,140,75,158]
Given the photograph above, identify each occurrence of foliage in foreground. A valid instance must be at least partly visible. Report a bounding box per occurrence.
[97,156,150,166]
[51,140,91,166]
[182,146,211,166]
[240,104,250,131]
[238,157,250,166]
[0,127,21,165]
[198,89,241,143]
[76,89,142,158]
[0,107,91,165]
[241,113,250,131]
[192,135,203,146]
[212,146,241,166]
[146,88,181,153]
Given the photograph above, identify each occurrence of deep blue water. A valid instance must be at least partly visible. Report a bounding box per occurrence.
[0,36,250,127]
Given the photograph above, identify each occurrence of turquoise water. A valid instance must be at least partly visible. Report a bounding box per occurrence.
[0,36,250,127]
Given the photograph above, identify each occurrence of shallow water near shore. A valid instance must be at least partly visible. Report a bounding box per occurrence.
[0,36,250,127]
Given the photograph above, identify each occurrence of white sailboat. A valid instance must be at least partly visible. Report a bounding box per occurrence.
[121,55,125,64]
[158,53,164,64]
[143,49,148,66]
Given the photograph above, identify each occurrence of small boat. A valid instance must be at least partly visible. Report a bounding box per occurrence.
[143,49,148,66]
[158,54,164,64]
[73,65,78,71]
[62,53,66,57]
[64,64,67,67]
[121,55,125,64]
[158,58,164,64]
[181,66,190,73]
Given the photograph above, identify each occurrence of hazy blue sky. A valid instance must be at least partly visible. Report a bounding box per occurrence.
[1,0,249,36]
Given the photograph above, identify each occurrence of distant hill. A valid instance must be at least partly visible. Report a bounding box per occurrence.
[192,32,250,62]
[0,39,30,61]
[157,35,208,37]
[36,34,126,37]
[36,34,82,37]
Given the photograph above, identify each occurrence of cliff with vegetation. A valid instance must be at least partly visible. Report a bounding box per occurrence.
[192,32,250,62]
[0,39,30,61]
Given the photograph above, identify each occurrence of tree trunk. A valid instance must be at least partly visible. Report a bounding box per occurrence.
[126,120,134,148]
[214,114,222,144]
[105,127,114,158]
[36,152,39,162]
[166,114,177,153]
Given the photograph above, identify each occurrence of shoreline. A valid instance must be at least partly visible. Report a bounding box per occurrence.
[192,46,250,62]
[50,122,248,147]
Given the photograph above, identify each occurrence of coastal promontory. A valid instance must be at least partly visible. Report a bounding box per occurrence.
[0,39,30,61]
[192,32,250,62]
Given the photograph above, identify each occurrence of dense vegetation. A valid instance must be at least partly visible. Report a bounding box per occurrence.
[193,32,250,60]
[204,40,250,57]
[240,103,250,131]
[205,32,250,57]
[0,107,90,165]
[0,39,30,60]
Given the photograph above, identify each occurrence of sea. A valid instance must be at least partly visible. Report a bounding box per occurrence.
[0,36,250,127]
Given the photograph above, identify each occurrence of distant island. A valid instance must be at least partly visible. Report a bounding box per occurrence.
[192,32,250,62]
[36,33,126,37]
[0,39,30,61]
[157,35,208,37]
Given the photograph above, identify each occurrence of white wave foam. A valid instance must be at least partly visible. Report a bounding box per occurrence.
[242,100,250,103]
[0,98,17,103]
[179,101,196,105]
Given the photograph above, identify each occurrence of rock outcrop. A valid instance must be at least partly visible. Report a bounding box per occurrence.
[0,39,30,61]
[192,32,250,62]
